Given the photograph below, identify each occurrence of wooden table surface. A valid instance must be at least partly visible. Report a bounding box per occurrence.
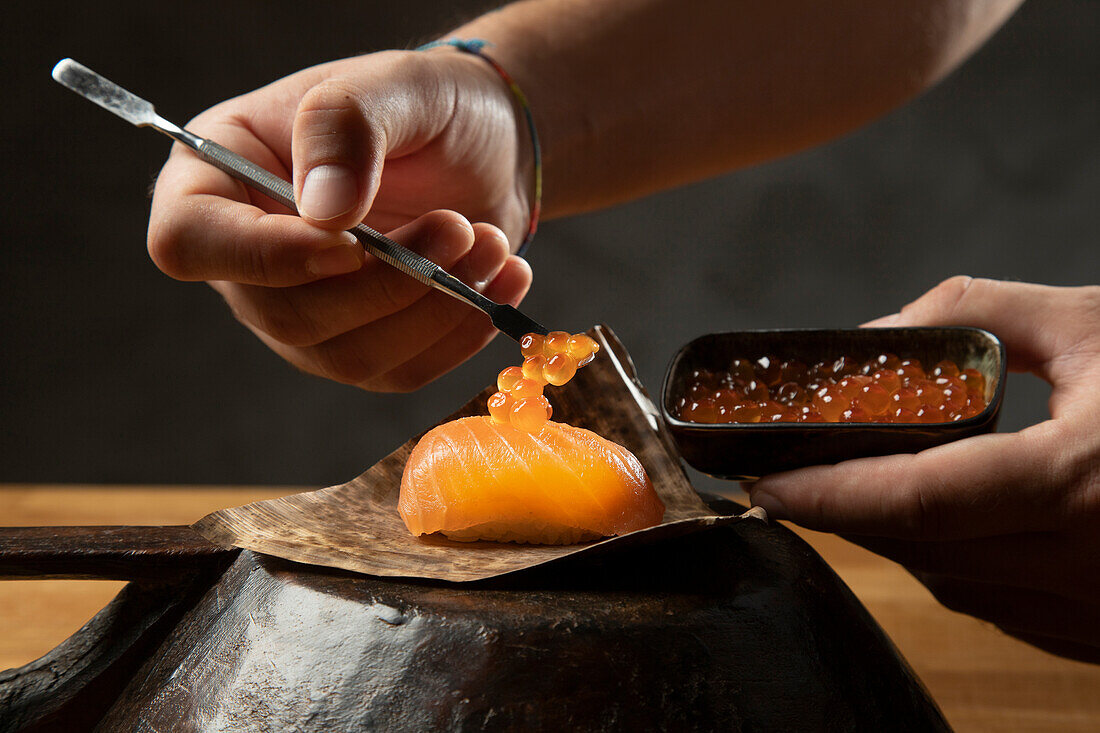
[2,484,1098,732]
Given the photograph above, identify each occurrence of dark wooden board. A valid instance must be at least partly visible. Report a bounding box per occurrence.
[95,498,949,731]
[0,526,230,581]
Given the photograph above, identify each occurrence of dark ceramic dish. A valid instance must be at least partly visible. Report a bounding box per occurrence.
[661,328,1006,480]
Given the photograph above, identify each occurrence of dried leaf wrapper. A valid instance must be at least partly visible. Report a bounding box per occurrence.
[194,326,754,581]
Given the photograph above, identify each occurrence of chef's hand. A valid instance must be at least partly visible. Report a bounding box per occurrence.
[147,50,533,391]
[747,277,1100,662]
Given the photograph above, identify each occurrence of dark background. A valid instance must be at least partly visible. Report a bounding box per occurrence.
[1,2,1096,496]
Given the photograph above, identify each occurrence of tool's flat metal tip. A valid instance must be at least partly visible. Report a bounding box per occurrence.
[490,305,548,342]
[52,58,80,85]
[51,58,102,98]
[50,57,159,129]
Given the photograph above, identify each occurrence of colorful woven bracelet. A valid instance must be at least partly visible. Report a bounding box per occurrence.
[418,38,541,258]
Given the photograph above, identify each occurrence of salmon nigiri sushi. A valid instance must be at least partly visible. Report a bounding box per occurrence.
[399,416,665,544]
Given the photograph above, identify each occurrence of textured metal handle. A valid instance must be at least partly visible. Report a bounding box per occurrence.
[197,140,437,287]
[198,140,296,209]
[347,225,439,284]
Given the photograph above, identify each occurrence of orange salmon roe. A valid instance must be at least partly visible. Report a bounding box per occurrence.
[510,378,542,401]
[522,355,549,385]
[544,331,571,355]
[675,353,987,424]
[497,366,524,393]
[519,333,544,358]
[487,390,514,424]
[487,331,602,433]
[567,334,599,360]
[544,353,578,386]
[511,396,552,433]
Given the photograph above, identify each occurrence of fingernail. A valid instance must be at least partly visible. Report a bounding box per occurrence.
[451,227,508,290]
[307,244,363,277]
[300,164,358,221]
[451,249,502,291]
[748,489,788,520]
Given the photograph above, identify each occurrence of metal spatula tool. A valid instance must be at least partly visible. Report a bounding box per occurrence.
[51,58,547,341]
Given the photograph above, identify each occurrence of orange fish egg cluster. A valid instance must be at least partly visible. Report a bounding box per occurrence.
[675,354,988,424]
[488,331,600,434]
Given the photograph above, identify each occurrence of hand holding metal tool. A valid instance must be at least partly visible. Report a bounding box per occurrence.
[51,58,547,342]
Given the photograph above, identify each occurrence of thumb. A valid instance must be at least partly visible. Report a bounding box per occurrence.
[291,54,452,230]
[293,75,380,229]
[866,276,1089,376]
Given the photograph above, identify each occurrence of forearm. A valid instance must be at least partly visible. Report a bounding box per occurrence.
[453,0,1023,217]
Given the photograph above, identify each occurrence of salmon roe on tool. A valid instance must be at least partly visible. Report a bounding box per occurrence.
[674,354,988,424]
[488,331,601,434]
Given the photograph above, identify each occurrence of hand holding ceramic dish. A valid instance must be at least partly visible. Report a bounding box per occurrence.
[746,277,1100,662]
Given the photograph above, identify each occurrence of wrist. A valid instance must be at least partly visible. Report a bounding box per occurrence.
[418,41,540,255]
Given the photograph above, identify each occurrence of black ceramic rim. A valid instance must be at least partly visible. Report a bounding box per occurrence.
[659,327,1007,432]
